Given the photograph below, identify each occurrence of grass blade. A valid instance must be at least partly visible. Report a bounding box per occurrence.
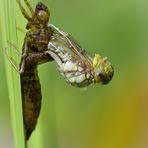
[0,0,26,147]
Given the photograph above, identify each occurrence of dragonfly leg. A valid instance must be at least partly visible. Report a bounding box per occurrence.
[20,41,29,75]
[16,0,31,21]
[24,0,34,15]
[7,41,22,57]
[3,48,20,73]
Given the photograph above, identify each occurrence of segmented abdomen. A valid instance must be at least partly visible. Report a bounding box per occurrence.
[20,67,41,140]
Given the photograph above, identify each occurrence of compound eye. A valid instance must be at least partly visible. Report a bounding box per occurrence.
[96,71,108,84]
[108,74,112,79]
[96,70,101,77]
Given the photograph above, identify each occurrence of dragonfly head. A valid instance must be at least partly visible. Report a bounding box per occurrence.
[35,2,50,25]
[93,54,114,84]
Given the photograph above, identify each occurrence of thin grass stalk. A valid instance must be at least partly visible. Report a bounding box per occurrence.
[0,0,26,147]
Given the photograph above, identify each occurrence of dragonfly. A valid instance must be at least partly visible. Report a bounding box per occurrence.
[46,24,114,87]
[6,0,114,141]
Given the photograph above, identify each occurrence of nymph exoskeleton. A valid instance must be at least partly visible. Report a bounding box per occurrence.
[16,0,53,140]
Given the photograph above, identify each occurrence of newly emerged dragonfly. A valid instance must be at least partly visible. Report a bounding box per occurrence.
[46,24,114,87]
[7,0,113,141]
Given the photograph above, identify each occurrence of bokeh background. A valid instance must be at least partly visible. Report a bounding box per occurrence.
[0,0,148,148]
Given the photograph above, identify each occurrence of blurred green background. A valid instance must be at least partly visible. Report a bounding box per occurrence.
[0,0,148,148]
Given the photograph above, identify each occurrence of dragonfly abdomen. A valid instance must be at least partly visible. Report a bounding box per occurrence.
[47,43,94,87]
[20,67,41,140]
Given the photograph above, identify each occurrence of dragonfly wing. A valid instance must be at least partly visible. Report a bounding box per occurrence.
[48,24,93,70]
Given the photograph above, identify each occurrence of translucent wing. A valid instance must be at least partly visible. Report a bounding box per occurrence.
[48,24,93,70]
[47,24,114,87]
